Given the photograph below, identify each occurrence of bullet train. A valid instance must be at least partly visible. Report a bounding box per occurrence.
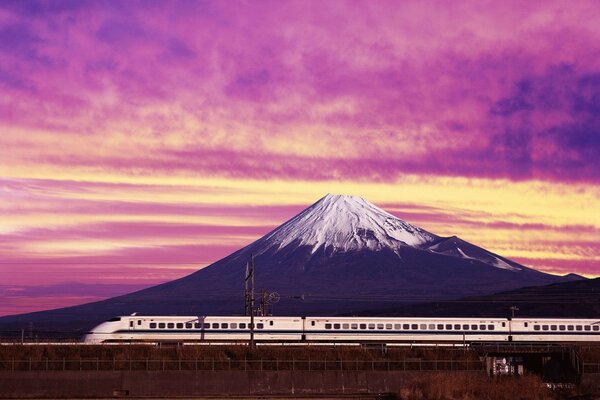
[83,315,600,344]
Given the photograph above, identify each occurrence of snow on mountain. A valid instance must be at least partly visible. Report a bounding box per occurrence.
[257,194,438,255]
[254,194,528,273]
[427,236,523,272]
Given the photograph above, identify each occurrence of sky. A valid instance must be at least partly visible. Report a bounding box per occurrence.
[1,0,599,316]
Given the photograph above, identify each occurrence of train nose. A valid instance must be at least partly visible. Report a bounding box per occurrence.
[83,332,102,344]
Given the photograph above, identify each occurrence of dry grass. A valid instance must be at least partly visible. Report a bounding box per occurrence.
[396,373,554,400]
[0,344,480,362]
[1,346,591,398]
[577,344,600,362]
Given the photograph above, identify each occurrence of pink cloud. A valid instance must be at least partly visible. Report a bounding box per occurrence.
[1,1,599,314]
[1,1,600,182]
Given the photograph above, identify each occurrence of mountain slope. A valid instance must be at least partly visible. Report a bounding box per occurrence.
[0,194,582,335]
[355,277,599,318]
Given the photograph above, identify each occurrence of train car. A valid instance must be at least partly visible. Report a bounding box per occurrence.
[510,318,600,342]
[84,315,303,343]
[304,317,509,343]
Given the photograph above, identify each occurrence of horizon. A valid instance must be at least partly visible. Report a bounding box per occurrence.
[1,0,599,316]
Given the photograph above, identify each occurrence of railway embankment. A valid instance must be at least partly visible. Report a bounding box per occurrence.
[0,370,551,399]
[0,344,598,399]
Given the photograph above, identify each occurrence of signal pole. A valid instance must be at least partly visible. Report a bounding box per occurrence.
[260,288,267,316]
[250,253,255,349]
[244,261,250,316]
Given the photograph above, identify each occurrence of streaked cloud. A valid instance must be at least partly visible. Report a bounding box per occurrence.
[1,0,599,314]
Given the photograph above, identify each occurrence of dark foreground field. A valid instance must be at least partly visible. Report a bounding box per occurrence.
[0,345,599,399]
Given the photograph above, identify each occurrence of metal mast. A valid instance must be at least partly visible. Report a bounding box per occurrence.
[249,253,255,349]
[244,261,250,316]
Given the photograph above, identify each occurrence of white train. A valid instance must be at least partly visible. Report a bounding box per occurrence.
[83,315,600,344]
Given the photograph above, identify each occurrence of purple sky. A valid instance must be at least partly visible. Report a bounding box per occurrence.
[1,0,599,315]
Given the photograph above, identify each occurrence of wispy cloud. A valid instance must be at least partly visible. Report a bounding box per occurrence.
[1,0,599,314]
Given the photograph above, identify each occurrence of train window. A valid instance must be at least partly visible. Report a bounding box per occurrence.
[534,325,540,331]
[360,324,367,329]
[420,324,427,330]
[542,325,549,331]
[454,324,461,330]
[257,323,264,329]
[240,323,246,329]
[403,324,410,329]
[411,324,418,330]
[429,324,435,330]
[176,323,183,329]
[325,323,332,330]
[446,324,452,330]
[158,323,165,329]
[334,323,341,329]
[524,322,528,327]
[386,324,392,330]
[488,325,495,330]
[576,326,582,331]
[194,322,200,328]
[311,321,315,326]
[594,326,599,331]
[343,323,350,329]
[129,321,134,328]
[221,323,228,329]
[150,323,157,329]
[204,324,210,329]
[137,320,142,325]
[559,325,566,331]
[351,324,358,329]
[231,323,237,329]
[167,323,174,329]
[584,326,591,331]
[185,323,192,329]
[212,323,219,329]
[368,324,375,330]
[550,325,557,331]
[437,324,444,330]
[463,325,469,330]
[471,325,478,330]
[377,324,384,329]
[567,325,574,331]
[394,324,401,330]
[270,321,274,326]
[502,322,506,327]
[479,325,486,330]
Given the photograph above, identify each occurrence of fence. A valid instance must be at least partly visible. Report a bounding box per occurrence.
[0,358,484,372]
[582,363,600,374]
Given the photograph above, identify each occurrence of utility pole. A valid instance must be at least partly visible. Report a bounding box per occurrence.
[510,306,519,319]
[244,262,250,316]
[260,288,267,316]
[250,253,255,349]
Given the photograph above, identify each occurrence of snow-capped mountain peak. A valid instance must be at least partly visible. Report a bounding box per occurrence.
[259,194,438,254]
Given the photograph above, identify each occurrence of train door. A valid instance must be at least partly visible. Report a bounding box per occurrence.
[301,317,306,341]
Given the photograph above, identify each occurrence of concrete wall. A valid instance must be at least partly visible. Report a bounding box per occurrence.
[0,370,485,398]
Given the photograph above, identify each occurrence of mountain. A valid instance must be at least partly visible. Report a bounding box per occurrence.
[355,277,599,318]
[0,194,583,335]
